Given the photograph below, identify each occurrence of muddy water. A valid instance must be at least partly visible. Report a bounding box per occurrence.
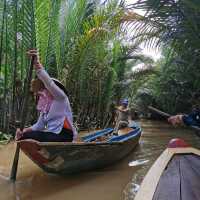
[0,120,200,200]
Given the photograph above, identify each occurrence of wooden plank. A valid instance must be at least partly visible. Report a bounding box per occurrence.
[134,149,174,200]
[180,155,200,200]
[134,147,200,200]
[152,156,181,200]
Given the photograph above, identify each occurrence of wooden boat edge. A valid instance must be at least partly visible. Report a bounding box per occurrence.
[17,139,122,146]
[17,126,142,147]
[134,147,200,200]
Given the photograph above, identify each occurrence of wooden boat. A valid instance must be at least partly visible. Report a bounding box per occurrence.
[134,138,200,200]
[191,125,200,137]
[18,123,141,174]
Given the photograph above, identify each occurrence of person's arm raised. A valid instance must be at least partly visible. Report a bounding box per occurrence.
[27,49,66,100]
[36,69,66,99]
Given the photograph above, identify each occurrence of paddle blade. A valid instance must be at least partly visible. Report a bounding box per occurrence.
[10,143,20,181]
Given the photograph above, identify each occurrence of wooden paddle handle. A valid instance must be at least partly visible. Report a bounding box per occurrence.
[148,106,200,135]
[148,106,171,118]
[10,55,36,181]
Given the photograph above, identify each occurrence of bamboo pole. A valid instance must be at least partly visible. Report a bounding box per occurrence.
[148,106,171,118]
[148,106,200,132]
[10,0,36,181]
[10,56,35,181]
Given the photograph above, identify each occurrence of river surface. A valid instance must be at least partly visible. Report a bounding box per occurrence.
[0,120,200,200]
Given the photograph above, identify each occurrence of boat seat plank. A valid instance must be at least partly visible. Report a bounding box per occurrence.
[180,155,200,200]
[107,127,139,142]
[135,148,200,200]
[153,154,200,200]
[82,128,113,142]
[152,156,181,200]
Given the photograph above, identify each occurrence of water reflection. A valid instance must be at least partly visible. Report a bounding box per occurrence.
[0,120,199,200]
[128,159,149,167]
[123,183,140,200]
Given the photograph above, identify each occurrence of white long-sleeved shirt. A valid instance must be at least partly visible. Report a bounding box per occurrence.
[31,68,78,142]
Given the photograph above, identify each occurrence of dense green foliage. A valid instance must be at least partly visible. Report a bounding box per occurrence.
[1,0,200,137]
[128,0,200,114]
[0,0,148,134]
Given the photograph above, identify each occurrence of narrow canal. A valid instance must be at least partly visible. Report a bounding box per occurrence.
[0,120,199,200]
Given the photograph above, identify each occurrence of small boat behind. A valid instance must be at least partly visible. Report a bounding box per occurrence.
[134,138,200,200]
[18,123,141,175]
[191,125,200,137]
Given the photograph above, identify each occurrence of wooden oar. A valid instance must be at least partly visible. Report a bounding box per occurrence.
[148,106,200,132]
[10,55,35,181]
[148,106,171,119]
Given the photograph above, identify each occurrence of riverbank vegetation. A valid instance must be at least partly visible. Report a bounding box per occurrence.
[129,0,200,114]
[0,0,199,137]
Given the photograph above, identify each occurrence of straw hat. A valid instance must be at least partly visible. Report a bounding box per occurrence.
[31,78,68,96]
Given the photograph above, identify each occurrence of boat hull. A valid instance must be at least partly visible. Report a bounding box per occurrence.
[18,126,141,174]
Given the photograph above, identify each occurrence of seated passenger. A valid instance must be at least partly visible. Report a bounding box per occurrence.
[15,49,78,142]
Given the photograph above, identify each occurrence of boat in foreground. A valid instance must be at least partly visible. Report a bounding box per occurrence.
[18,123,141,174]
[134,138,200,200]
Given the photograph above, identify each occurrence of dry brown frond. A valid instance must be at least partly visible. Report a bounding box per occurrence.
[120,11,144,23]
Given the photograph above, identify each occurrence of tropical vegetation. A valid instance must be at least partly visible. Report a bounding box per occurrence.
[0,0,200,137]
[0,0,149,135]
[127,0,200,114]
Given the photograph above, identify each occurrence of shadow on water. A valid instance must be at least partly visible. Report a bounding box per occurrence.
[0,120,200,200]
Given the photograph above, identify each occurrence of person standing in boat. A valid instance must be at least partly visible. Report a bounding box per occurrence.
[168,92,200,127]
[15,49,78,142]
[114,98,130,133]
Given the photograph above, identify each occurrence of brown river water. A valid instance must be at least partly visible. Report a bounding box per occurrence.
[0,120,200,200]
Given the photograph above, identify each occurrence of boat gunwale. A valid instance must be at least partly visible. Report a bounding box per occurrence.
[17,127,141,147]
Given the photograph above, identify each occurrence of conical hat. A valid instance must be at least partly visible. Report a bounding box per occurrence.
[52,78,68,96]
